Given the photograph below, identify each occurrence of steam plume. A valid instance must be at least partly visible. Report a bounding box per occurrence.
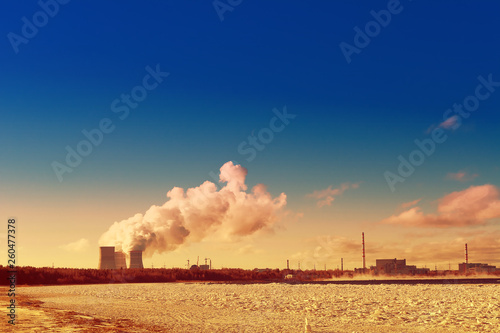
[99,162,287,256]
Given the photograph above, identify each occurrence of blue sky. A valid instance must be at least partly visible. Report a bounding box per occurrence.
[1,1,499,269]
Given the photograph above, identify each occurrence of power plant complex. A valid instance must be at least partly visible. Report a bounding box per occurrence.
[98,235,498,274]
[353,234,498,275]
[98,246,144,269]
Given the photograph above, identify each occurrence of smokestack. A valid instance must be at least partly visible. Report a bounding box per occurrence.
[341,258,343,272]
[287,259,289,270]
[129,251,144,269]
[99,246,116,269]
[465,243,468,264]
[115,251,127,269]
[362,232,366,272]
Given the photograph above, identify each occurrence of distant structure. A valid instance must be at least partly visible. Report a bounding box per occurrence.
[341,258,344,272]
[460,244,497,273]
[362,232,366,272]
[129,250,144,269]
[459,262,498,274]
[373,258,430,275]
[99,246,116,269]
[115,251,127,269]
[465,243,469,264]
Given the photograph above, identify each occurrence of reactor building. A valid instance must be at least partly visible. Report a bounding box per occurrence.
[98,246,117,269]
[129,250,144,269]
[98,246,144,269]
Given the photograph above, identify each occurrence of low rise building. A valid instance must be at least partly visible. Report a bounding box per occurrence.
[459,263,497,274]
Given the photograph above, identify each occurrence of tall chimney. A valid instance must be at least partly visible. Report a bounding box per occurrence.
[362,232,366,272]
[465,243,468,264]
[129,251,144,269]
[287,259,289,270]
[99,246,116,269]
[341,258,343,272]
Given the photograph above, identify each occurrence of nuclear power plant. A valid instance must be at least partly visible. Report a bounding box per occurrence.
[98,246,144,269]
[129,250,144,269]
[115,251,127,269]
[98,246,117,269]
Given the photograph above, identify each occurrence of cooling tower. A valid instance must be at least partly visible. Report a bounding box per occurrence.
[115,251,127,269]
[129,251,144,269]
[99,246,116,269]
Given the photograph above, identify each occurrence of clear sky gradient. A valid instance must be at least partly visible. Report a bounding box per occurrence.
[1,1,499,270]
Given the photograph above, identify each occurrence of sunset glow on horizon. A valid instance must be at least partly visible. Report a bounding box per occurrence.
[2,1,499,273]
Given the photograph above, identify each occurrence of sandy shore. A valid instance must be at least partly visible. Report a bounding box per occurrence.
[2,283,499,332]
[0,287,158,332]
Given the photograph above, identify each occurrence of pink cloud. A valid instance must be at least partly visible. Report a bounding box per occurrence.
[400,198,421,209]
[446,171,478,182]
[439,115,460,130]
[382,184,500,228]
[306,183,359,208]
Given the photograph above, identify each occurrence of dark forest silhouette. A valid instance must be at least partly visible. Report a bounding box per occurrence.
[2,266,498,286]
[0,266,334,285]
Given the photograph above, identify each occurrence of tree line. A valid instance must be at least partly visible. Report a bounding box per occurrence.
[0,266,333,285]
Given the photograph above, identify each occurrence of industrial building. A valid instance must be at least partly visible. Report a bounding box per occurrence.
[129,250,144,269]
[99,246,144,269]
[115,251,127,269]
[458,243,498,274]
[98,246,117,269]
[372,259,430,275]
[459,263,498,274]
